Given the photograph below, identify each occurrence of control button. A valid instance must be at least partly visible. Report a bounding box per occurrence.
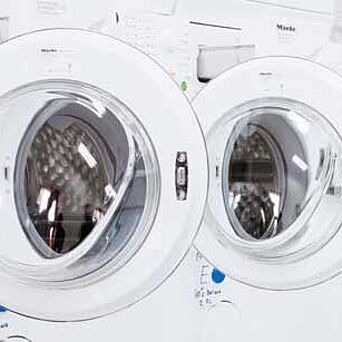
[177,167,187,186]
[211,268,226,284]
[177,189,186,201]
[175,151,188,201]
[177,152,187,163]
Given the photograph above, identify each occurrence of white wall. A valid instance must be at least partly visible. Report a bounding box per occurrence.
[0,0,182,38]
[1,0,118,37]
[175,0,334,28]
[245,0,335,15]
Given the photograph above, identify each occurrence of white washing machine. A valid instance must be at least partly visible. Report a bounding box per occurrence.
[69,4,342,341]
[193,55,342,341]
[0,28,208,341]
[89,2,342,340]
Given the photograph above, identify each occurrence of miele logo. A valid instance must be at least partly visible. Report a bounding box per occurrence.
[276,24,296,32]
[40,48,58,53]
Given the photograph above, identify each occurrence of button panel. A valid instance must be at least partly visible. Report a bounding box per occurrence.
[175,152,188,200]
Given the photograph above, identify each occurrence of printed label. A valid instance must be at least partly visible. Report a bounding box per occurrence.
[102,10,197,96]
[39,46,76,75]
[276,22,297,44]
[36,0,69,15]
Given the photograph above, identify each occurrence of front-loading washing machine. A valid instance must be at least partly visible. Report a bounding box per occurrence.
[193,55,342,341]
[0,28,208,341]
[87,5,342,340]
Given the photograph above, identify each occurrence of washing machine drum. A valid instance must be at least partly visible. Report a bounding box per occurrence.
[194,56,342,291]
[0,29,208,321]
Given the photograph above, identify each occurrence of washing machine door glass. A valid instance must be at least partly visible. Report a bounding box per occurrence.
[221,100,315,242]
[0,29,208,321]
[224,114,287,241]
[12,80,157,278]
[210,97,342,260]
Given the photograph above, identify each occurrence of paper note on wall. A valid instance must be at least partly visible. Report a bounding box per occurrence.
[100,9,198,97]
[36,0,70,15]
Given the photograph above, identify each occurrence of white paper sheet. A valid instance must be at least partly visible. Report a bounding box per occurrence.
[100,9,198,96]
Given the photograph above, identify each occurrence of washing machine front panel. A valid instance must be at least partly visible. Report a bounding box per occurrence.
[194,56,342,290]
[0,29,208,321]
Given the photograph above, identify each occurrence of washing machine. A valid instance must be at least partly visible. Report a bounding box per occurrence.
[193,55,342,341]
[87,4,342,341]
[0,28,208,341]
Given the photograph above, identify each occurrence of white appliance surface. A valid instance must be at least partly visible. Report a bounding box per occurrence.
[0,26,208,341]
[0,251,205,342]
[245,0,335,15]
[193,51,342,342]
[174,0,338,90]
[3,1,342,342]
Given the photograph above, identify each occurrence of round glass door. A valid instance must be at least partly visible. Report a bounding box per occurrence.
[210,98,342,261]
[222,102,309,245]
[224,121,287,241]
[9,80,159,282]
